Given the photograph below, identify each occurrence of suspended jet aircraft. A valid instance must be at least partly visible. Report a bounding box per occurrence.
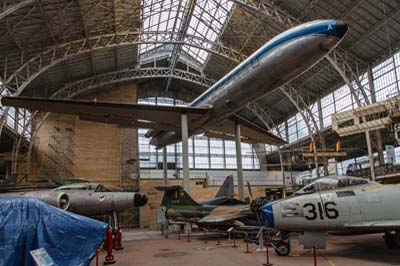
[260,176,400,252]
[1,182,148,216]
[1,20,348,148]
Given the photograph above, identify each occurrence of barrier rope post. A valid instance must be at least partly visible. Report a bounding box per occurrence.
[232,230,237,248]
[244,233,252,254]
[313,247,317,266]
[187,223,191,242]
[216,230,221,246]
[262,238,273,266]
[204,229,208,244]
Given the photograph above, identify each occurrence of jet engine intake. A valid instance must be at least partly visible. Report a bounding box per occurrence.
[41,191,70,210]
[133,192,148,207]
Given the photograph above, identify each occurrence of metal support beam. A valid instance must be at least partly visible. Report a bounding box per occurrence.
[4,31,244,97]
[365,131,376,181]
[0,0,36,21]
[326,54,370,107]
[164,0,196,93]
[234,122,244,201]
[181,114,190,192]
[162,147,168,186]
[368,66,384,166]
[279,86,327,176]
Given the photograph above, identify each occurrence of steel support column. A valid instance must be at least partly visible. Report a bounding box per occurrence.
[234,122,244,201]
[162,147,168,186]
[365,131,376,181]
[368,66,384,166]
[181,114,190,192]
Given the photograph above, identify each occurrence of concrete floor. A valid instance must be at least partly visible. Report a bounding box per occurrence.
[92,230,400,266]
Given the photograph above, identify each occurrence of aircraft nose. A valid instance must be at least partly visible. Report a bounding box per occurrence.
[335,20,348,38]
[133,193,148,207]
[260,203,275,228]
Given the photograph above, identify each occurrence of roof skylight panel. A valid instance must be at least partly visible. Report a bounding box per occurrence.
[139,0,186,57]
[182,0,233,65]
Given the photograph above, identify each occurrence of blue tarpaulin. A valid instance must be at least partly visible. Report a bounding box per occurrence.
[0,196,108,266]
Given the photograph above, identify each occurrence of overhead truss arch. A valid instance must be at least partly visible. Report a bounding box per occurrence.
[52,67,215,99]
[3,31,245,97]
[0,0,36,21]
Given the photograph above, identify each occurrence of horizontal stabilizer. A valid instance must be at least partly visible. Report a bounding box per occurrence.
[205,114,286,146]
[198,205,251,223]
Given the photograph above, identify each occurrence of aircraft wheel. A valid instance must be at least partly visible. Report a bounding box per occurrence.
[384,232,399,249]
[274,241,290,256]
[395,231,400,248]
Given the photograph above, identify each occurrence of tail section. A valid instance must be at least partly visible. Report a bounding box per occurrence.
[215,175,234,198]
[155,185,199,207]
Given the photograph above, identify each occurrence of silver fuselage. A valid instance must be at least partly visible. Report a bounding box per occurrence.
[267,183,400,232]
[150,20,348,147]
[1,183,148,216]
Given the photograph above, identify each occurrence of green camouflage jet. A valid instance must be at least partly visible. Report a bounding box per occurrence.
[156,176,256,227]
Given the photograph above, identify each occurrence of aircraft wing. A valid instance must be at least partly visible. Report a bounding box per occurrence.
[198,205,251,224]
[1,96,210,130]
[343,220,400,230]
[204,114,286,146]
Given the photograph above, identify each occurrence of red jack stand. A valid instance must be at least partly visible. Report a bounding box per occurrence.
[104,228,116,265]
[113,226,124,250]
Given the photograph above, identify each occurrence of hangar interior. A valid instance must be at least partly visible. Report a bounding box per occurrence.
[1,0,400,265]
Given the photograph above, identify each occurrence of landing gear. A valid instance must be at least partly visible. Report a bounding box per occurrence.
[384,230,400,249]
[269,230,290,256]
[274,241,290,256]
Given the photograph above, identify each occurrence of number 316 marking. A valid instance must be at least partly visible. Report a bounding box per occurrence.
[303,201,339,220]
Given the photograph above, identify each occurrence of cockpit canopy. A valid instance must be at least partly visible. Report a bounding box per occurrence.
[295,176,371,195]
[55,183,119,192]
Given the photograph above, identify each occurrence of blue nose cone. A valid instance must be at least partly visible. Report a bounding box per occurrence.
[334,20,348,39]
[260,203,275,228]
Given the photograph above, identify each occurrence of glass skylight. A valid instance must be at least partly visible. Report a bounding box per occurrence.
[140,0,187,54]
[139,0,234,66]
[183,0,233,64]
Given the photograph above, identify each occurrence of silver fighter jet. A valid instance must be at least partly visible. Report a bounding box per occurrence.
[1,182,148,216]
[260,176,400,251]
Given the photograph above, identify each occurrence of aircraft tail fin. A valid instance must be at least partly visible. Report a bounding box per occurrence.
[215,175,234,198]
[156,186,200,207]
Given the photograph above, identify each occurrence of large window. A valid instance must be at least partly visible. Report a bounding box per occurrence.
[138,97,260,170]
[264,50,400,172]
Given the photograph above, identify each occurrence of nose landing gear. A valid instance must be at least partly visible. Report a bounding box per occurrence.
[384,230,400,249]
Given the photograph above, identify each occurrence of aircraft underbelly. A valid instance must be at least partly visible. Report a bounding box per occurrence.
[152,35,339,147]
[208,35,338,122]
